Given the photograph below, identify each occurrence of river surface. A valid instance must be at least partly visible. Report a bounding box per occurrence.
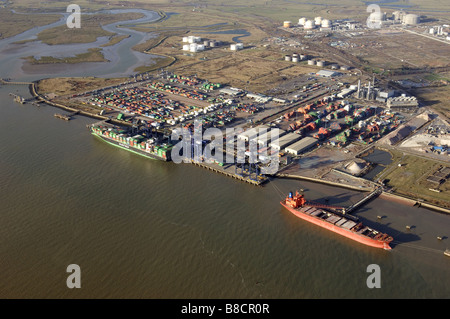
[0,9,450,299]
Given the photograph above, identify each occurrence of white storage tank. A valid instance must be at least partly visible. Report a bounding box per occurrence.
[298,17,307,26]
[403,14,420,25]
[182,44,190,51]
[304,20,315,29]
[308,59,316,65]
[189,43,198,52]
[321,19,331,28]
[316,60,325,67]
[283,21,292,28]
[182,37,189,43]
[230,44,237,51]
[314,17,322,25]
[285,55,292,61]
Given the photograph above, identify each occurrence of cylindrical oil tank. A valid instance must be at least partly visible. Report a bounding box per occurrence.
[321,19,331,28]
[308,59,316,65]
[182,44,190,51]
[300,54,307,60]
[298,17,306,26]
[203,40,210,47]
[210,41,217,47]
[292,57,299,63]
[182,37,189,43]
[369,11,385,24]
[314,17,322,25]
[283,21,292,28]
[403,14,420,25]
[285,55,292,61]
[393,10,406,21]
[316,60,325,67]
[304,20,314,29]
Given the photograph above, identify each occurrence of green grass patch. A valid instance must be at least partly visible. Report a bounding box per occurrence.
[25,48,107,64]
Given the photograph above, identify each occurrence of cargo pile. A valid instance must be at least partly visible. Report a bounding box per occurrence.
[90,124,172,161]
[90,87,183,122]
[148,82,208,101]
[167,74,203,87]
[230,102,262,114]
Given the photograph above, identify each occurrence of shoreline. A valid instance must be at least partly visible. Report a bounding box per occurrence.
[274,172,450,215]
[28,80,450,215]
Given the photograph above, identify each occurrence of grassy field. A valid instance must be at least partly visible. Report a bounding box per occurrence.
[381,150,450,207]
[25,48,107,64]
[0,9,60,40]
[34,12,144,45]
[37,76,128,96]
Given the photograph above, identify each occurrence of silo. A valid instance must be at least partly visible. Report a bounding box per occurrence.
[283,21,292,28]
[304,20,314,29]
[298,17,307,26]
[403,14,420,25]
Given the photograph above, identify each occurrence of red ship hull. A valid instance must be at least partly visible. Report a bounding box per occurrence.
[281,200,392,250]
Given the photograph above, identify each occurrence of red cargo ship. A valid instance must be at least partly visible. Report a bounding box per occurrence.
[281,191,393,250]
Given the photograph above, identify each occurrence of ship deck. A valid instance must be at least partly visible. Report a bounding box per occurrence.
[298,205,382,240]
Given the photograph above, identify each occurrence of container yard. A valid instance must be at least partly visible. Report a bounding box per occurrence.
[68,67,443,191]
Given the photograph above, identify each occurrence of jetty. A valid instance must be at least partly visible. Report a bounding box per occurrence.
[190,160,268,186]
[54,111,80,121]
[343,187,383,214]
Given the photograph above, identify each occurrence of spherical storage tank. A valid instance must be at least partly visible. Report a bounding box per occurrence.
[403,14,420,25]
[304,20,314,29]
